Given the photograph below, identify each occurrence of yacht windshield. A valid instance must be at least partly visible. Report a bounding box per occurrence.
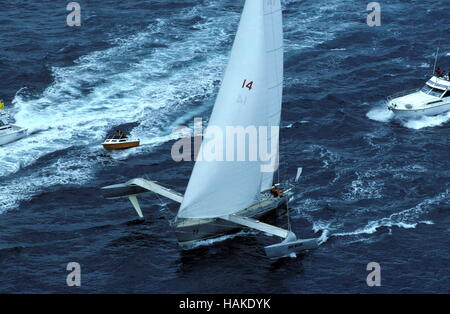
[421,85,444,97]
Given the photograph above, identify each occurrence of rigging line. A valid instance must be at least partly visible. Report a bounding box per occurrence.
[278,133,281,185]
[151,190,168,211]
[286,195,292,232]
[277,116,284,186]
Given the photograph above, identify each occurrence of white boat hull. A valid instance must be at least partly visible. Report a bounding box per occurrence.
[102,138,140,151]
[391,102,450,118]
[0,125,28,146]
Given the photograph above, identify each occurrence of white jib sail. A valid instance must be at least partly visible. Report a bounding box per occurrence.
[177,0,283,219]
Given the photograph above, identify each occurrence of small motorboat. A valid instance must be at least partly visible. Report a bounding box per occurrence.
[102,131,140,151]
[0,111,28,146]
[102,138,140,151]
[387,75,450,117]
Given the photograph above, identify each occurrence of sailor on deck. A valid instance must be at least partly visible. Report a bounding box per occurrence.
[270,186,282,198]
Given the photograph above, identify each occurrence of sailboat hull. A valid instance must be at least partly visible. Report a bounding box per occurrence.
[172,194,290,248]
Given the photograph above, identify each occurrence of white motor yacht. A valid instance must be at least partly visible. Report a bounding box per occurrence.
[387,75,450,117]
[0,112,28,146]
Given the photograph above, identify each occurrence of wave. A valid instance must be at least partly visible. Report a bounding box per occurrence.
[366,105,394,123]
[343,171,383,201]
[316,189,448,242]
[367,104,450,129]
[0,1,238,213]
[401,111,450,129]
[0,0,355,214]
[183,231,253,250]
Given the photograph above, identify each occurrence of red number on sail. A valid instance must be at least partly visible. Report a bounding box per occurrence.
[242,80,253,90]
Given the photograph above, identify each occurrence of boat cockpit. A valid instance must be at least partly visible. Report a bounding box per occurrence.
[0,116,11,131]
[420,76,450,99]
[420,85,450,98]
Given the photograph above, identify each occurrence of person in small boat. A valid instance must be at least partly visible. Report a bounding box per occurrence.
[119,130,127,139]
[270,186,282,198]
[112,130,127,139]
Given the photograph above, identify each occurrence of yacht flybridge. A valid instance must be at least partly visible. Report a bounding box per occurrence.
[0,111,27,146]
[388,75,450,117]
[101,0,319,259]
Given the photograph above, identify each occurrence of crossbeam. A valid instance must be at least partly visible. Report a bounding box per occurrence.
[101,178,183,203]
[220,214,289,239]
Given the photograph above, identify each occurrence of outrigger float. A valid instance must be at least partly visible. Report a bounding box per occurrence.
[101,175,319,259]
[100,0,319,259]
[388,75,450,117]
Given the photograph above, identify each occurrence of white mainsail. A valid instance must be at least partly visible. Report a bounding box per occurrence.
[177,0,284,219]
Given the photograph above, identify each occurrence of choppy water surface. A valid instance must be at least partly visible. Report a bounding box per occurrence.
[0,0,449,293]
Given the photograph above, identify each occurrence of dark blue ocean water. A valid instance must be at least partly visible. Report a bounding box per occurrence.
[0,0,449,293]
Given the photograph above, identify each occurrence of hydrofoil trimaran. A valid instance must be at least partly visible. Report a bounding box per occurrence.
[101,0,319,259]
